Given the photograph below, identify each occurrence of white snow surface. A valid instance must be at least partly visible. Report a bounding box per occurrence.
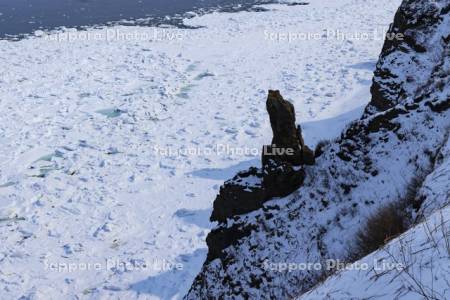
[299,207,450,300]
[0,0,401,298]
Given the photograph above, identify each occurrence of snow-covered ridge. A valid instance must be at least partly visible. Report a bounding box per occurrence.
[187,0,450,298]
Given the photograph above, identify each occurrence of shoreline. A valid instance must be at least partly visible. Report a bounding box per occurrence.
[0,0,278,41]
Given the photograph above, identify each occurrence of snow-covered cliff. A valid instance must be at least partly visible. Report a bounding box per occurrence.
[187,0,450,298]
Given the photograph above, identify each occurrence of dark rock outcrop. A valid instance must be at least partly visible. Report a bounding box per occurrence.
[262,90,315,166]
[210,91,314,224]
[206,223,256,262]
[210,168,267,223]
[262,159,306,198]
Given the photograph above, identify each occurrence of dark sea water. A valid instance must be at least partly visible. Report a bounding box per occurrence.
[0,0,273,39]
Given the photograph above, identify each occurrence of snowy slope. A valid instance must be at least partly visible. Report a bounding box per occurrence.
[300,207,450,300]
[299,136,450,300]
[187,0,450,298]
[0,0,401,299]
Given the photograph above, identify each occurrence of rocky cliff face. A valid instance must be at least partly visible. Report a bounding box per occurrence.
[368,0,450,114]
[207,90,314,262]
[186,0,450,298]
